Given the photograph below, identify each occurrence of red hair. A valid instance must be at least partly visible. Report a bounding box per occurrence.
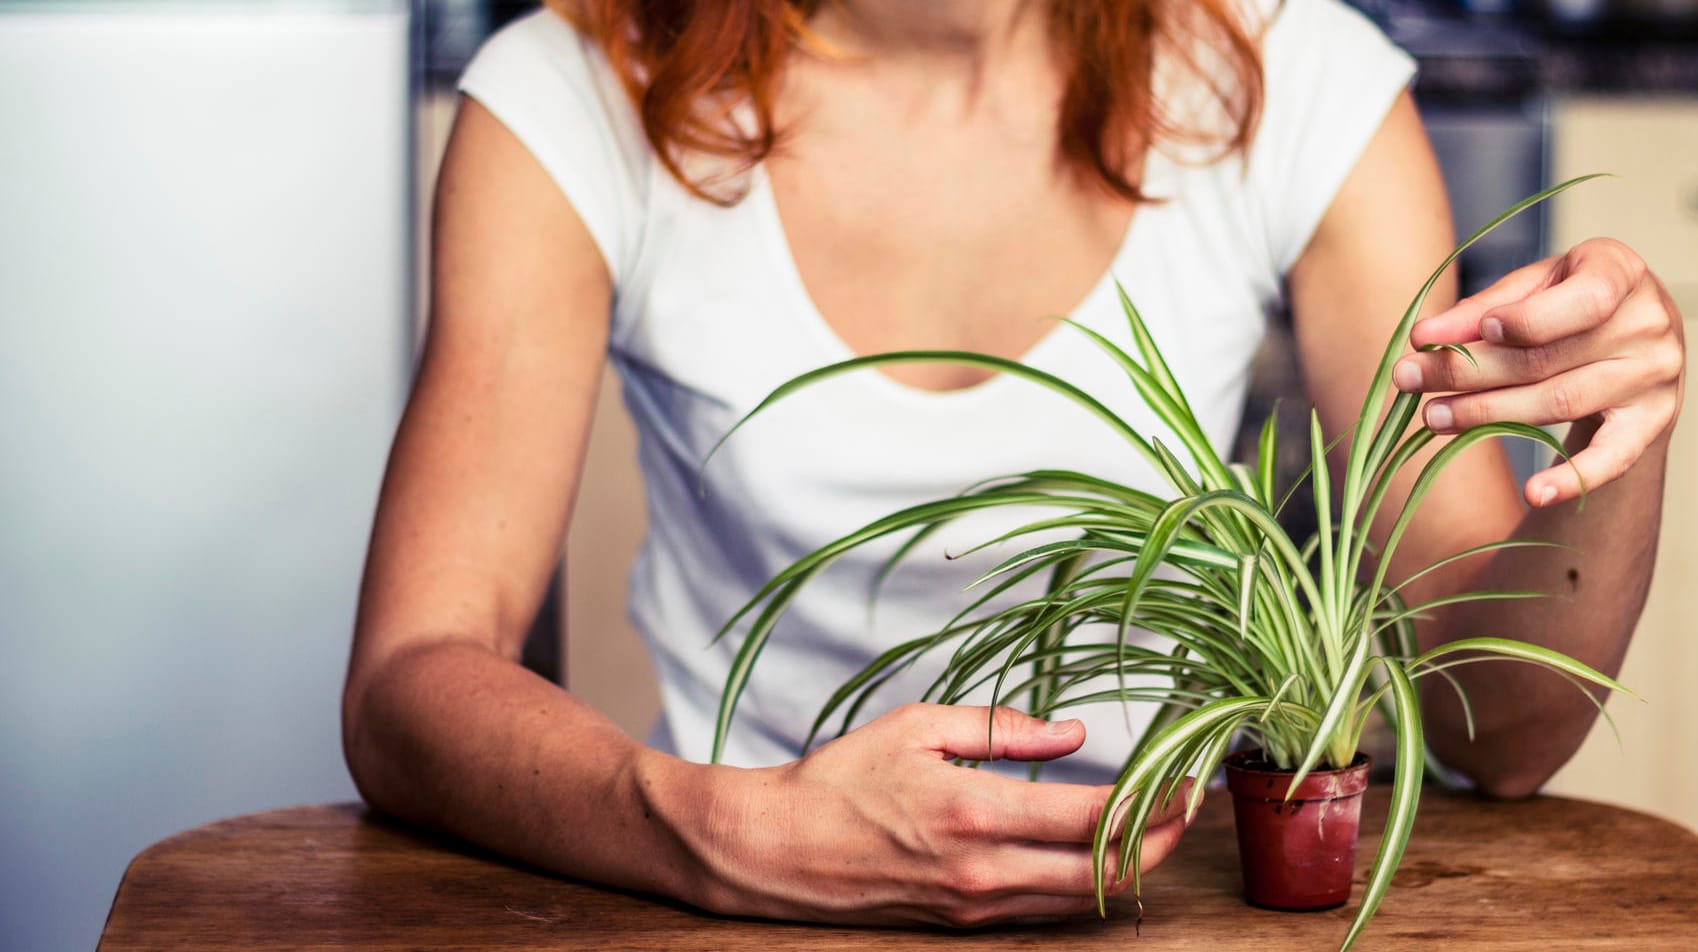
[549,0,1264,205]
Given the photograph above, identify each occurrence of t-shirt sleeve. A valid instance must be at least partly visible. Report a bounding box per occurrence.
[456,9,649,287]
[1249,0,1417,274]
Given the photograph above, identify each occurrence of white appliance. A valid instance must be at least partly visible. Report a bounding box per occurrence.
[0,3,412,949]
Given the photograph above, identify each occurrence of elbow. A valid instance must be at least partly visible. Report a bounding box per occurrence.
[1437,732,1576,801]
[338,637,487,816]
[1427,724,1568,801]
[340,645,416,813]
[1421,685,1595,801]
[1470,768,1551,801]
[340,673,383,809]
[339,638,412,808]
[340,678,418,821]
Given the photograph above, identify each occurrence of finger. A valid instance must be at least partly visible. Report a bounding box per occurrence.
[1393,335,1594,395]
[1005,809,1191,897]
[901,891,1101,929]
[978,775,1196,844]
[1478,266,1626,347]
[969,776,1113,843]
[975,841,1105,897]
[1129,805,1190,881]
[1101,776,1196,834]
[928,810,1194,917]
[1422,360,1642,434]
[1411,256,1555,348]
[1525,409,1661,507]
[913,704,1087,763]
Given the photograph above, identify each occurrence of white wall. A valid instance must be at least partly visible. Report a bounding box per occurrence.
[0,4,411,950]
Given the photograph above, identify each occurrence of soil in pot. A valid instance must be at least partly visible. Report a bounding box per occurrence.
[1223,749,1371,912]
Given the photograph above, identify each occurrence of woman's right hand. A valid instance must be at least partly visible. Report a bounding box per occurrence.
[643,703,1195,927]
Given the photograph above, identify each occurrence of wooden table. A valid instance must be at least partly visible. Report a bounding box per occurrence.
[100,788,1698,950]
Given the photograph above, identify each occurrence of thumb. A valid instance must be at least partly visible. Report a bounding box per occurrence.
[918,705,1087,763]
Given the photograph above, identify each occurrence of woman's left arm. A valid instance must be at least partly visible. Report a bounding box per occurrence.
[1288,91,1687,798]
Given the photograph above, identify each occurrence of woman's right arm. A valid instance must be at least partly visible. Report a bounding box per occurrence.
[342,98,1191,927]
[341,96,702,900]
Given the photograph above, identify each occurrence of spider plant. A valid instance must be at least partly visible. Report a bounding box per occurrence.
[701,176,1632,951]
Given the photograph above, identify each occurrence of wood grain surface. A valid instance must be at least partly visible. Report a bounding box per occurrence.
[98,787,1698,951]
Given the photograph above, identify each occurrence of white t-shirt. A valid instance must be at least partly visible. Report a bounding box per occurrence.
[459,0,1415,780]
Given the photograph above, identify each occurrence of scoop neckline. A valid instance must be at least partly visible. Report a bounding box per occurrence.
[752,155,1167,410]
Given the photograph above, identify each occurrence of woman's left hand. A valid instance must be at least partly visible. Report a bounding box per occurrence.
[1393,237,1686,508]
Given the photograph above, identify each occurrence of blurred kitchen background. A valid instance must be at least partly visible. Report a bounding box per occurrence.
[0,1,1693,950]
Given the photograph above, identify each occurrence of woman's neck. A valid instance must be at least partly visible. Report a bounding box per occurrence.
[810,0,1046,68]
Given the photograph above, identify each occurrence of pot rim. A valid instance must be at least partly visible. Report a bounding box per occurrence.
[1222,748,1371,801]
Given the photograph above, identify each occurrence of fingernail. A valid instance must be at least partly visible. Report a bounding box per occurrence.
[1481,317,1505,343]
[1426,403,1453,431]
[1392,360,1423,392]
[1045,718,1081,735]
[1538,484,1557,507]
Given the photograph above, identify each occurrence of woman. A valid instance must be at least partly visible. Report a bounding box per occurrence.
[342,0,1685,928]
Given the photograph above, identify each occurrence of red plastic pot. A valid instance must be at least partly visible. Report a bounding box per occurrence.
[1222,749,1371,911]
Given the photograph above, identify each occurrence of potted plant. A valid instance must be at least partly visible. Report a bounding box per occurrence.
[702,177,1631,951]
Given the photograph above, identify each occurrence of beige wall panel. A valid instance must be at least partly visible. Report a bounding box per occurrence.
[1548,97,1698,288]
[416,89,459,343]
[1546,309,1697,832]
[1545,100,1697,830]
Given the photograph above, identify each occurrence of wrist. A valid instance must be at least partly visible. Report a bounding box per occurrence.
[630,746,752,913]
